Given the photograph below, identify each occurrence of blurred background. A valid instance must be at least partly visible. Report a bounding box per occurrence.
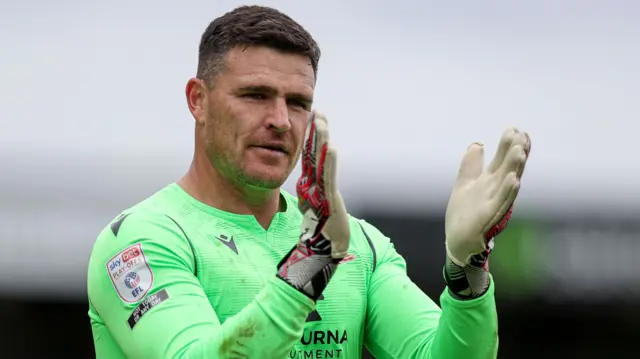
[1,0,639,358]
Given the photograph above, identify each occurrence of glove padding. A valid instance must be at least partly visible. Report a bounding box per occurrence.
[445,127,532,267]
[277,110,350,300]
[296,110,350,259]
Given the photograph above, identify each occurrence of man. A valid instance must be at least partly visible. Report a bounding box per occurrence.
[87,5,531,359]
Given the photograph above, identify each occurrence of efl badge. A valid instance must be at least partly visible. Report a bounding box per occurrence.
[106,243,154,303]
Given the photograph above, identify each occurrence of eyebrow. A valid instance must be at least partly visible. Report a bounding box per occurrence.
[237,85,313,105]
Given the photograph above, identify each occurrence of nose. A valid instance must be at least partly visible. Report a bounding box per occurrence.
[265,98,291,132]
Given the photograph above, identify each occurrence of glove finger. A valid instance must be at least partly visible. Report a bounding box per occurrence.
[313,111,330,191]
[300,112,316,178]
[456,142,484,185]
[321,148,350,258]
[517,132,532,178]
[497,130,529,179]
[496,143,527,181]
[523,132,532,156]
[326,193,350,258]
[322,146,338,214]
[486,171,520,233]
[487,127,518,174]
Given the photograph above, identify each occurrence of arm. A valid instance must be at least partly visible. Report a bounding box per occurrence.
[362,128,530,358]
[361,220,499,359]
[88,211,315,359]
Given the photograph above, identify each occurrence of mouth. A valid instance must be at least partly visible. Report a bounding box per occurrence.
[252,144,289,155]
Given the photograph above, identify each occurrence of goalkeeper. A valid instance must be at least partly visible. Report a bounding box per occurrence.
[87,5,532,359]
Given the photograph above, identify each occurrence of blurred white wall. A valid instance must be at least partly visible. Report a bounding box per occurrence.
[0,0,639,297]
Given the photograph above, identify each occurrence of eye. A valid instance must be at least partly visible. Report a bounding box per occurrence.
[287,99,309,110]
[243,93,266,100]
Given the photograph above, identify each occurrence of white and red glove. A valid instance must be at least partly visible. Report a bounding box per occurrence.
[444,128,531,298]
[277,111,350,300]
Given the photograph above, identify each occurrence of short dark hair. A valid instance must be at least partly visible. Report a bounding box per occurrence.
[197,5,321,83]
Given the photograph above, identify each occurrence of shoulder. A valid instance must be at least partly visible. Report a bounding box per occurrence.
[89,209,190,271]
[87,208,198,303]
[92,186,180,248]
[345,215,399,272]
[93,183,189,245]
[348,215,391,246]
[88,186,196,288]
[348,216,387,243]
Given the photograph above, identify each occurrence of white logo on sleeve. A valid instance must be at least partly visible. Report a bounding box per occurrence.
[106,243,154,303]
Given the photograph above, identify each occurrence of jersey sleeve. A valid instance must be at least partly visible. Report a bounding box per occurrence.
[359,219,499,359]
[87,210,315,359]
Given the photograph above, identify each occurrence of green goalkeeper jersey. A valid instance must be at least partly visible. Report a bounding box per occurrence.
[87,183,499,359]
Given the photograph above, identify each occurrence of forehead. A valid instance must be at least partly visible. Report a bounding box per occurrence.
[220,46,315,95]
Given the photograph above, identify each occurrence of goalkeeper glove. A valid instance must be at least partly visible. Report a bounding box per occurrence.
[444,127,531,297]
[277,110,350,300]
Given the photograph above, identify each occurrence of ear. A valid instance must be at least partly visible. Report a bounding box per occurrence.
[185,78,208,126]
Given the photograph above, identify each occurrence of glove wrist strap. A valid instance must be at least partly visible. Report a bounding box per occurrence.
[444,252,491,300]
[277,234,340,301]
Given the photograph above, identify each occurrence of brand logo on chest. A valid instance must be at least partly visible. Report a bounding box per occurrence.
[208,233,238,254]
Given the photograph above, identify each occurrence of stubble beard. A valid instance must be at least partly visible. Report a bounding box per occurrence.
[206,139,293,191]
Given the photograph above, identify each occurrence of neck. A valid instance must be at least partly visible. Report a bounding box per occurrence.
[178,152,283,230]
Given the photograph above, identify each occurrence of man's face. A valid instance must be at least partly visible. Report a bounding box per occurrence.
[195,46,315,189]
